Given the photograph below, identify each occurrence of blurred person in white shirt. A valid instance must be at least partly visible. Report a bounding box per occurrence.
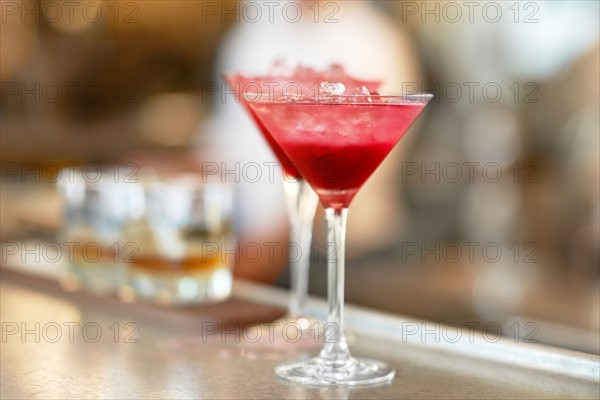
[199,0,423,282]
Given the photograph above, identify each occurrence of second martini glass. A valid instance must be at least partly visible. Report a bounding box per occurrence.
[225,67,380,347]
[247,93,433,384]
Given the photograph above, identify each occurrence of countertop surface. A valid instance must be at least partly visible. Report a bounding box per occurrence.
[1,269,599,399]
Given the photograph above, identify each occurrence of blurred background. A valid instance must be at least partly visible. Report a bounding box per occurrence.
[1,1,598,353]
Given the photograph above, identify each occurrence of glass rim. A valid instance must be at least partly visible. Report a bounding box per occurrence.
[242,92,434,105]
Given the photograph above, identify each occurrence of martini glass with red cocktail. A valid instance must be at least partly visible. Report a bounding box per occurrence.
[247,92,432,385]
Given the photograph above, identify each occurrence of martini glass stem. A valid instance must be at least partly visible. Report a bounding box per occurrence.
[319,207,351,365]
[283,179,319,318]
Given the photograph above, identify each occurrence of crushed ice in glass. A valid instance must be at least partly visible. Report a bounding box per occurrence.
[258,61,383,103]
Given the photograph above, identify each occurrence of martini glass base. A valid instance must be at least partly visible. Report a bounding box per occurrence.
[275,356,395,386]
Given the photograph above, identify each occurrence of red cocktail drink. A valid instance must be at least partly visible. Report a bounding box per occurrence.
[250,100,426,209]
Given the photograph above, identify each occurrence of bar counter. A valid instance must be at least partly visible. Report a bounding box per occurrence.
[1,266,598,399]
